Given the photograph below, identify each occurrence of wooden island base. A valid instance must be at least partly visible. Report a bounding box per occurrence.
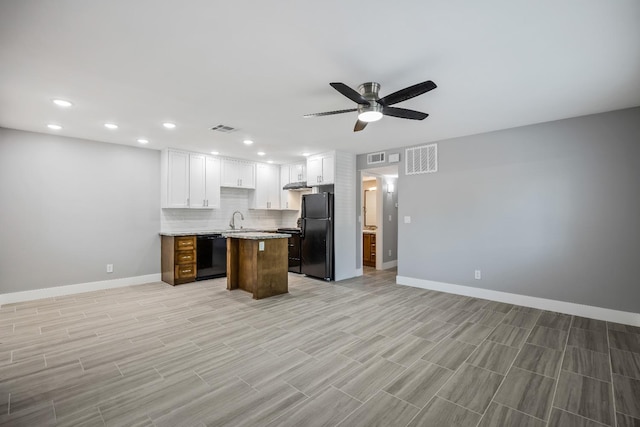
[226,234,289,299]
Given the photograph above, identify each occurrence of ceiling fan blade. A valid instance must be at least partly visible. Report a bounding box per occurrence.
[354,120,368,132]
[330,82,370,106]
[382,106,429,120]
[378,80,437,106]
[303,108,358,118]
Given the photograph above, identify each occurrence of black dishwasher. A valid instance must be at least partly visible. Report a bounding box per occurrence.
[196,234,227,280]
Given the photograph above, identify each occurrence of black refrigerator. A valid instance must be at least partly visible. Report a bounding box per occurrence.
[301,192,334,281]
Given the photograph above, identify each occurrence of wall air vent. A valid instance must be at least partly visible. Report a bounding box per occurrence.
[367,151,386,165]
[210,124,237,133]
[406,144,438,175]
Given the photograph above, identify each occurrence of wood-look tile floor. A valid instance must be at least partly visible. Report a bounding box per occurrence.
[1,268,639,426]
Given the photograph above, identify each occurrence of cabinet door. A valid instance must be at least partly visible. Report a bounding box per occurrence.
[280,165,290,210]
[166,150,190,208]
[254,163,270,209]
[266,164,280,209]
[238,161,256,189]
[189,154,207,208]
[220,159,239,187]
[307,157,322,185]
[363,234,371,264]
[204,156,221,208]
[290,163,306,183]
[221,159,255,188]
[321,154,335,184]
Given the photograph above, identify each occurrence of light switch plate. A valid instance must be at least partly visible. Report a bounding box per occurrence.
[404,216,411,224]
[258,241,265,251]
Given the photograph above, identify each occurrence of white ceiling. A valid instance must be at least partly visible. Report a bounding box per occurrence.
[1,1,639,164]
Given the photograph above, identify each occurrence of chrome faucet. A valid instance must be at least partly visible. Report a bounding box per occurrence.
[229,210,244,230]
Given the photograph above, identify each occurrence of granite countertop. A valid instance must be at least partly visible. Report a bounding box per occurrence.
[223,232,290,239]
[159,228,279,237]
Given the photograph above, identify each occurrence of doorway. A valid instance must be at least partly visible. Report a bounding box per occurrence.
[360,165,398,271]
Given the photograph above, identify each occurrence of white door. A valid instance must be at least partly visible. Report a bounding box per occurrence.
[166,150,189,208]
[204,156,220,208]
[307,157,322,185]
[321,155,334,184]
[189,154,207,208]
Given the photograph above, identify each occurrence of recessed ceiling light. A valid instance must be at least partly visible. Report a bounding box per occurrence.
[210,151,219,155]
[302,152,310,157]
[163,122,176,129]
[243,139,254,145]
[47,124,62,130]
[104,123,118,129]
[267,160,273,164]
[137,138,149,144]
[257,151,266,156]
[52,99,73,107]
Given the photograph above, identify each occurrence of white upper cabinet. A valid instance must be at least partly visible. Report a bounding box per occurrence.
[307,152,335,186]
[163,150,190,208]
[204,156,221,208]
[189,155,220,209]
[220,158,256,189]
[289,162,306,183]
[162,149,220,209]
[251,163,280,209]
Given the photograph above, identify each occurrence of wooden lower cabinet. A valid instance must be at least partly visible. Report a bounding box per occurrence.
[363,233,376,267]
[161,236,197,285]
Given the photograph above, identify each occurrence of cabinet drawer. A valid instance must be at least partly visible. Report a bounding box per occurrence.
[175,236,195,251]
[175,263,196,279]
[176,250,195,265]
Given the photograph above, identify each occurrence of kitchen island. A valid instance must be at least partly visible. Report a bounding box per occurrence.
[224,232,290,299]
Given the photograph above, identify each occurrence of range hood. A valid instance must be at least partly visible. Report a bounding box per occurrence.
[283,181,312,191]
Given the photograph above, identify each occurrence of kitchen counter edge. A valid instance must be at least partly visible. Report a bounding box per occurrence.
[159,229,280,237]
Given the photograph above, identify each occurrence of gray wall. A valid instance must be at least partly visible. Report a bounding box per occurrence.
[396,107,640,313]
[0,128,161,293]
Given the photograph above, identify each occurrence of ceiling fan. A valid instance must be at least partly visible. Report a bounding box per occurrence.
[304,80,437,132]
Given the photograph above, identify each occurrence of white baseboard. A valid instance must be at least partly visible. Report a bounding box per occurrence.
[354,268,364,277]
[396,276,640,327]
[382,260,398,270]
[0,274,162,306]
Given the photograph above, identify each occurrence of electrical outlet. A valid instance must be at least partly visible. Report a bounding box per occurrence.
[258,241,265,251]
[388,249,392,257]
[404,216,411,224]
[388,215,392,222]
[475,270,481,280]
[106,264,114,273]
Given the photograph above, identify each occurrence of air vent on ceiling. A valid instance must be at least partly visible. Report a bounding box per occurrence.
[406,144,437,175]
[367,151,386,165]
[210,124,237,133]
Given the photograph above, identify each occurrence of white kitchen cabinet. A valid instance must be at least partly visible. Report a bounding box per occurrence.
[163,150,190,208]
[189,154,220,209]
[220,158,256,189]
[289,162,306,183]
[279,163,309,211]
[307,152,335,186]
[251,163,280,209]
[162,149,221,209]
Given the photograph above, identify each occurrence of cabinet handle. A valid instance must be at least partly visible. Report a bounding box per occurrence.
[239,178,242,186]
[187,198,190,206]
[203,199,206,206]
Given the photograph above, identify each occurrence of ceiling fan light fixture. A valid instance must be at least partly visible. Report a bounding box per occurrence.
[358,110,383,122]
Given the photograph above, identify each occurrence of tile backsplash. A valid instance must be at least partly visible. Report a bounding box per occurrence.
[161,188,299,232]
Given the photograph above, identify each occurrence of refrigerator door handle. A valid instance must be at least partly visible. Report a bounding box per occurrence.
[300,219,306,239]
